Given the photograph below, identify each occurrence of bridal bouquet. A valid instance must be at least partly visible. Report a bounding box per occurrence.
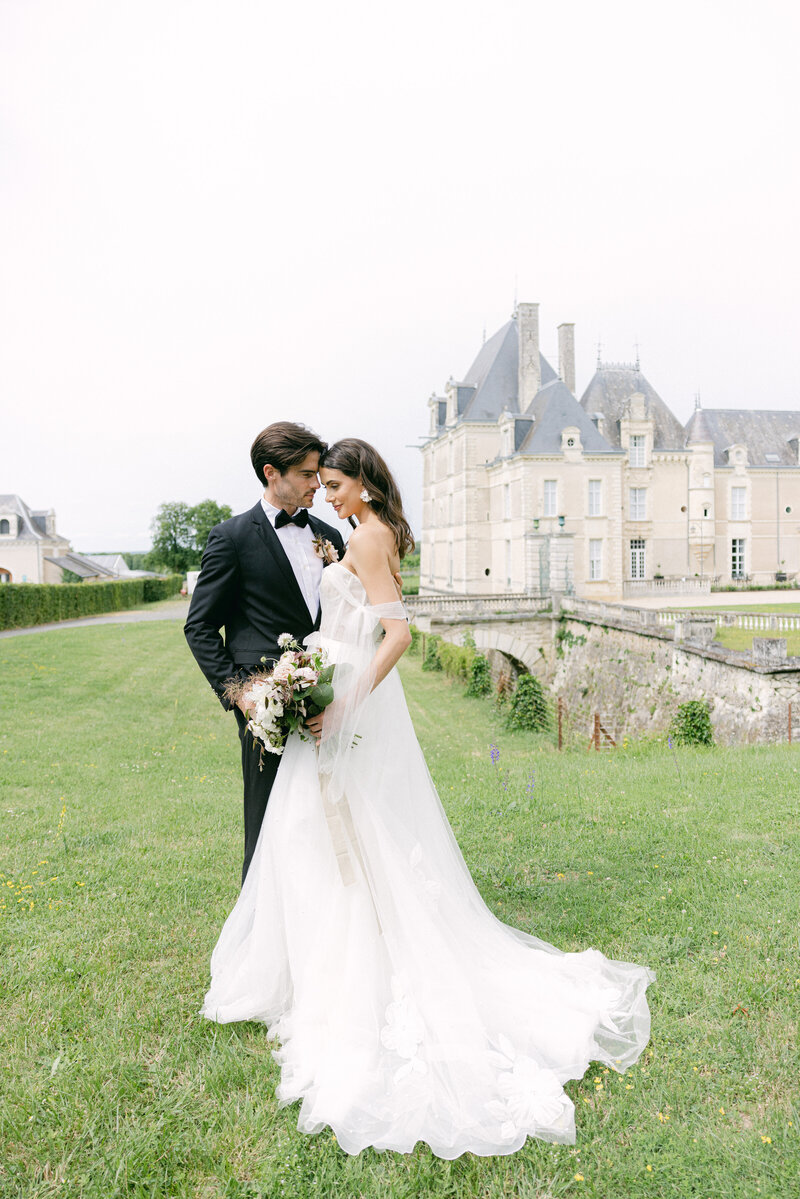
[224,633,335,763]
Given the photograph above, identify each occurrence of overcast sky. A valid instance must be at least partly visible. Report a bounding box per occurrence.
[1,0,798,551]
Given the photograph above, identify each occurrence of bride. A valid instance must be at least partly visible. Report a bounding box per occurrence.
[201,438,654,1157]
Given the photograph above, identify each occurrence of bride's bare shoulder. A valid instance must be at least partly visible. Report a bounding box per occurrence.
[346,522,395,561]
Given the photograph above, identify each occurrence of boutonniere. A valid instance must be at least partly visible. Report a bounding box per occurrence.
[312,534,339,565]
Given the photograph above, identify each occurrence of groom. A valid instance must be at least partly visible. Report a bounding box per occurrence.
[184,421,346,884]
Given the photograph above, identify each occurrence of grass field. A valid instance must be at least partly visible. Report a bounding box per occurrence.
[1,619,799,1198]
[712,626,800,655]
[709,604,800,614]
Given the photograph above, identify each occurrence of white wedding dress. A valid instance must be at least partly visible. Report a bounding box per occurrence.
[202,562,654,1156]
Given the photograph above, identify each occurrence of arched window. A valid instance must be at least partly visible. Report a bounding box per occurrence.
[0,519,10,535]
[0,568,11,583]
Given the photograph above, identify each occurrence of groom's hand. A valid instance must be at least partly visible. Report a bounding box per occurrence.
[305,710,324,742]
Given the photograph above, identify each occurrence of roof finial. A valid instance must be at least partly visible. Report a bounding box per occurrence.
[596,338,603,369]
[695,392,702,410]
[634,339,640,371]
[482,321,486,346]
[512,273,518,318]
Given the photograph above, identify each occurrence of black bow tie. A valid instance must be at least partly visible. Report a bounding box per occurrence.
[274,508,310,529]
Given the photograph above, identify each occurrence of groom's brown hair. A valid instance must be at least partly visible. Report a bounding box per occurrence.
[250,422,327,483]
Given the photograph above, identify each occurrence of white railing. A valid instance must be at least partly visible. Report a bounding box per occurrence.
[711,611,800,633]
[622,577,712,597]
[405,592,550,617]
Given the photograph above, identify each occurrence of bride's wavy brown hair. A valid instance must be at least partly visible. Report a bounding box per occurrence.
[321,439,415,560]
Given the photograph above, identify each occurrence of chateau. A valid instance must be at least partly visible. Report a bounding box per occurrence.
[419,304,800,600]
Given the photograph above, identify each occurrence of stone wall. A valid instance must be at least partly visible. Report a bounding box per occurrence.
[550,618,800,745]
[424,606,800,745]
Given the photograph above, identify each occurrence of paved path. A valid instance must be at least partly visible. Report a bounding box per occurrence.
[0,598,190,639]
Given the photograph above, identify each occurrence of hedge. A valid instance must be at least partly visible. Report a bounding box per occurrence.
[0,575,183,631]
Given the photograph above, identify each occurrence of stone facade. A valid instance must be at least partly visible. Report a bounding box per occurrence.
[420,305,800,600]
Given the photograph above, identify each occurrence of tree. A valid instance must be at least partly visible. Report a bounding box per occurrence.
[148,502,195,574]
[147,499,233,574]
[189,499,232,557]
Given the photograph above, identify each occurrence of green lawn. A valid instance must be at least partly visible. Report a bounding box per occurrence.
[713,626,800,655]
[1,621,799,1198]
[709,603,800,614]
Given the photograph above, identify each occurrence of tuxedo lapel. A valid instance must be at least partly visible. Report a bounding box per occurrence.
[250,503,309,615]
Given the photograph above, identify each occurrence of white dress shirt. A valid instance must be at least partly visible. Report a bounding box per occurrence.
[261,497,324,621]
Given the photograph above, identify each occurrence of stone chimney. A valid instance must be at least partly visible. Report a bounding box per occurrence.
[558,322,576,394]
[517,302,540,410]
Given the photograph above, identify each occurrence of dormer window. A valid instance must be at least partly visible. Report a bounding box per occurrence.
[629,435,646,468]
[0,519,10,535]
[561,427,581,453]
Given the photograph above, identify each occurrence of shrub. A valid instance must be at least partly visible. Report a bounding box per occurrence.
[422,634,443,671]
[438,641,474,683]
[465,653,491,697]
[408,624,423,656]
[507,673,549,732]
[0,575,183,631]
[669,699,714,746]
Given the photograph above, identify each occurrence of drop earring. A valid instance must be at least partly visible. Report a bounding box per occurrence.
[359,488,372,503]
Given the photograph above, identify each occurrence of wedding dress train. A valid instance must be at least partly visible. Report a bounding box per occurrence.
[201,563,654,1156]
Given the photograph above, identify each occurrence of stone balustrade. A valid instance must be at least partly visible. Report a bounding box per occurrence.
[406,593,550,617]
[622,577,712,597]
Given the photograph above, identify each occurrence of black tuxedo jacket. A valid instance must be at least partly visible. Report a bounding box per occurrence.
[184,501,345,709]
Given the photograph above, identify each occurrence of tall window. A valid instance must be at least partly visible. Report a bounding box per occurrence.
[589,539,603,580]
[505,540,512,588]
[448,543,454,587]
[630,538,646,579]
[629,435,646,468]
[731,486,747,520]
[731,538,745,579]
[543,480,557,517]
[629,487,647,520]
[503,483,510,519]
[588,479,602,517]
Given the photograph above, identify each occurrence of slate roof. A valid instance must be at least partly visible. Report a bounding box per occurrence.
[0,494,67,542]
[85,553,157,578]
[579,366,686,451]
[517,379,619,455]
[457,318,558,422]
[685,409,800,466]
[684,406,716,446]
[44,553,117,579]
